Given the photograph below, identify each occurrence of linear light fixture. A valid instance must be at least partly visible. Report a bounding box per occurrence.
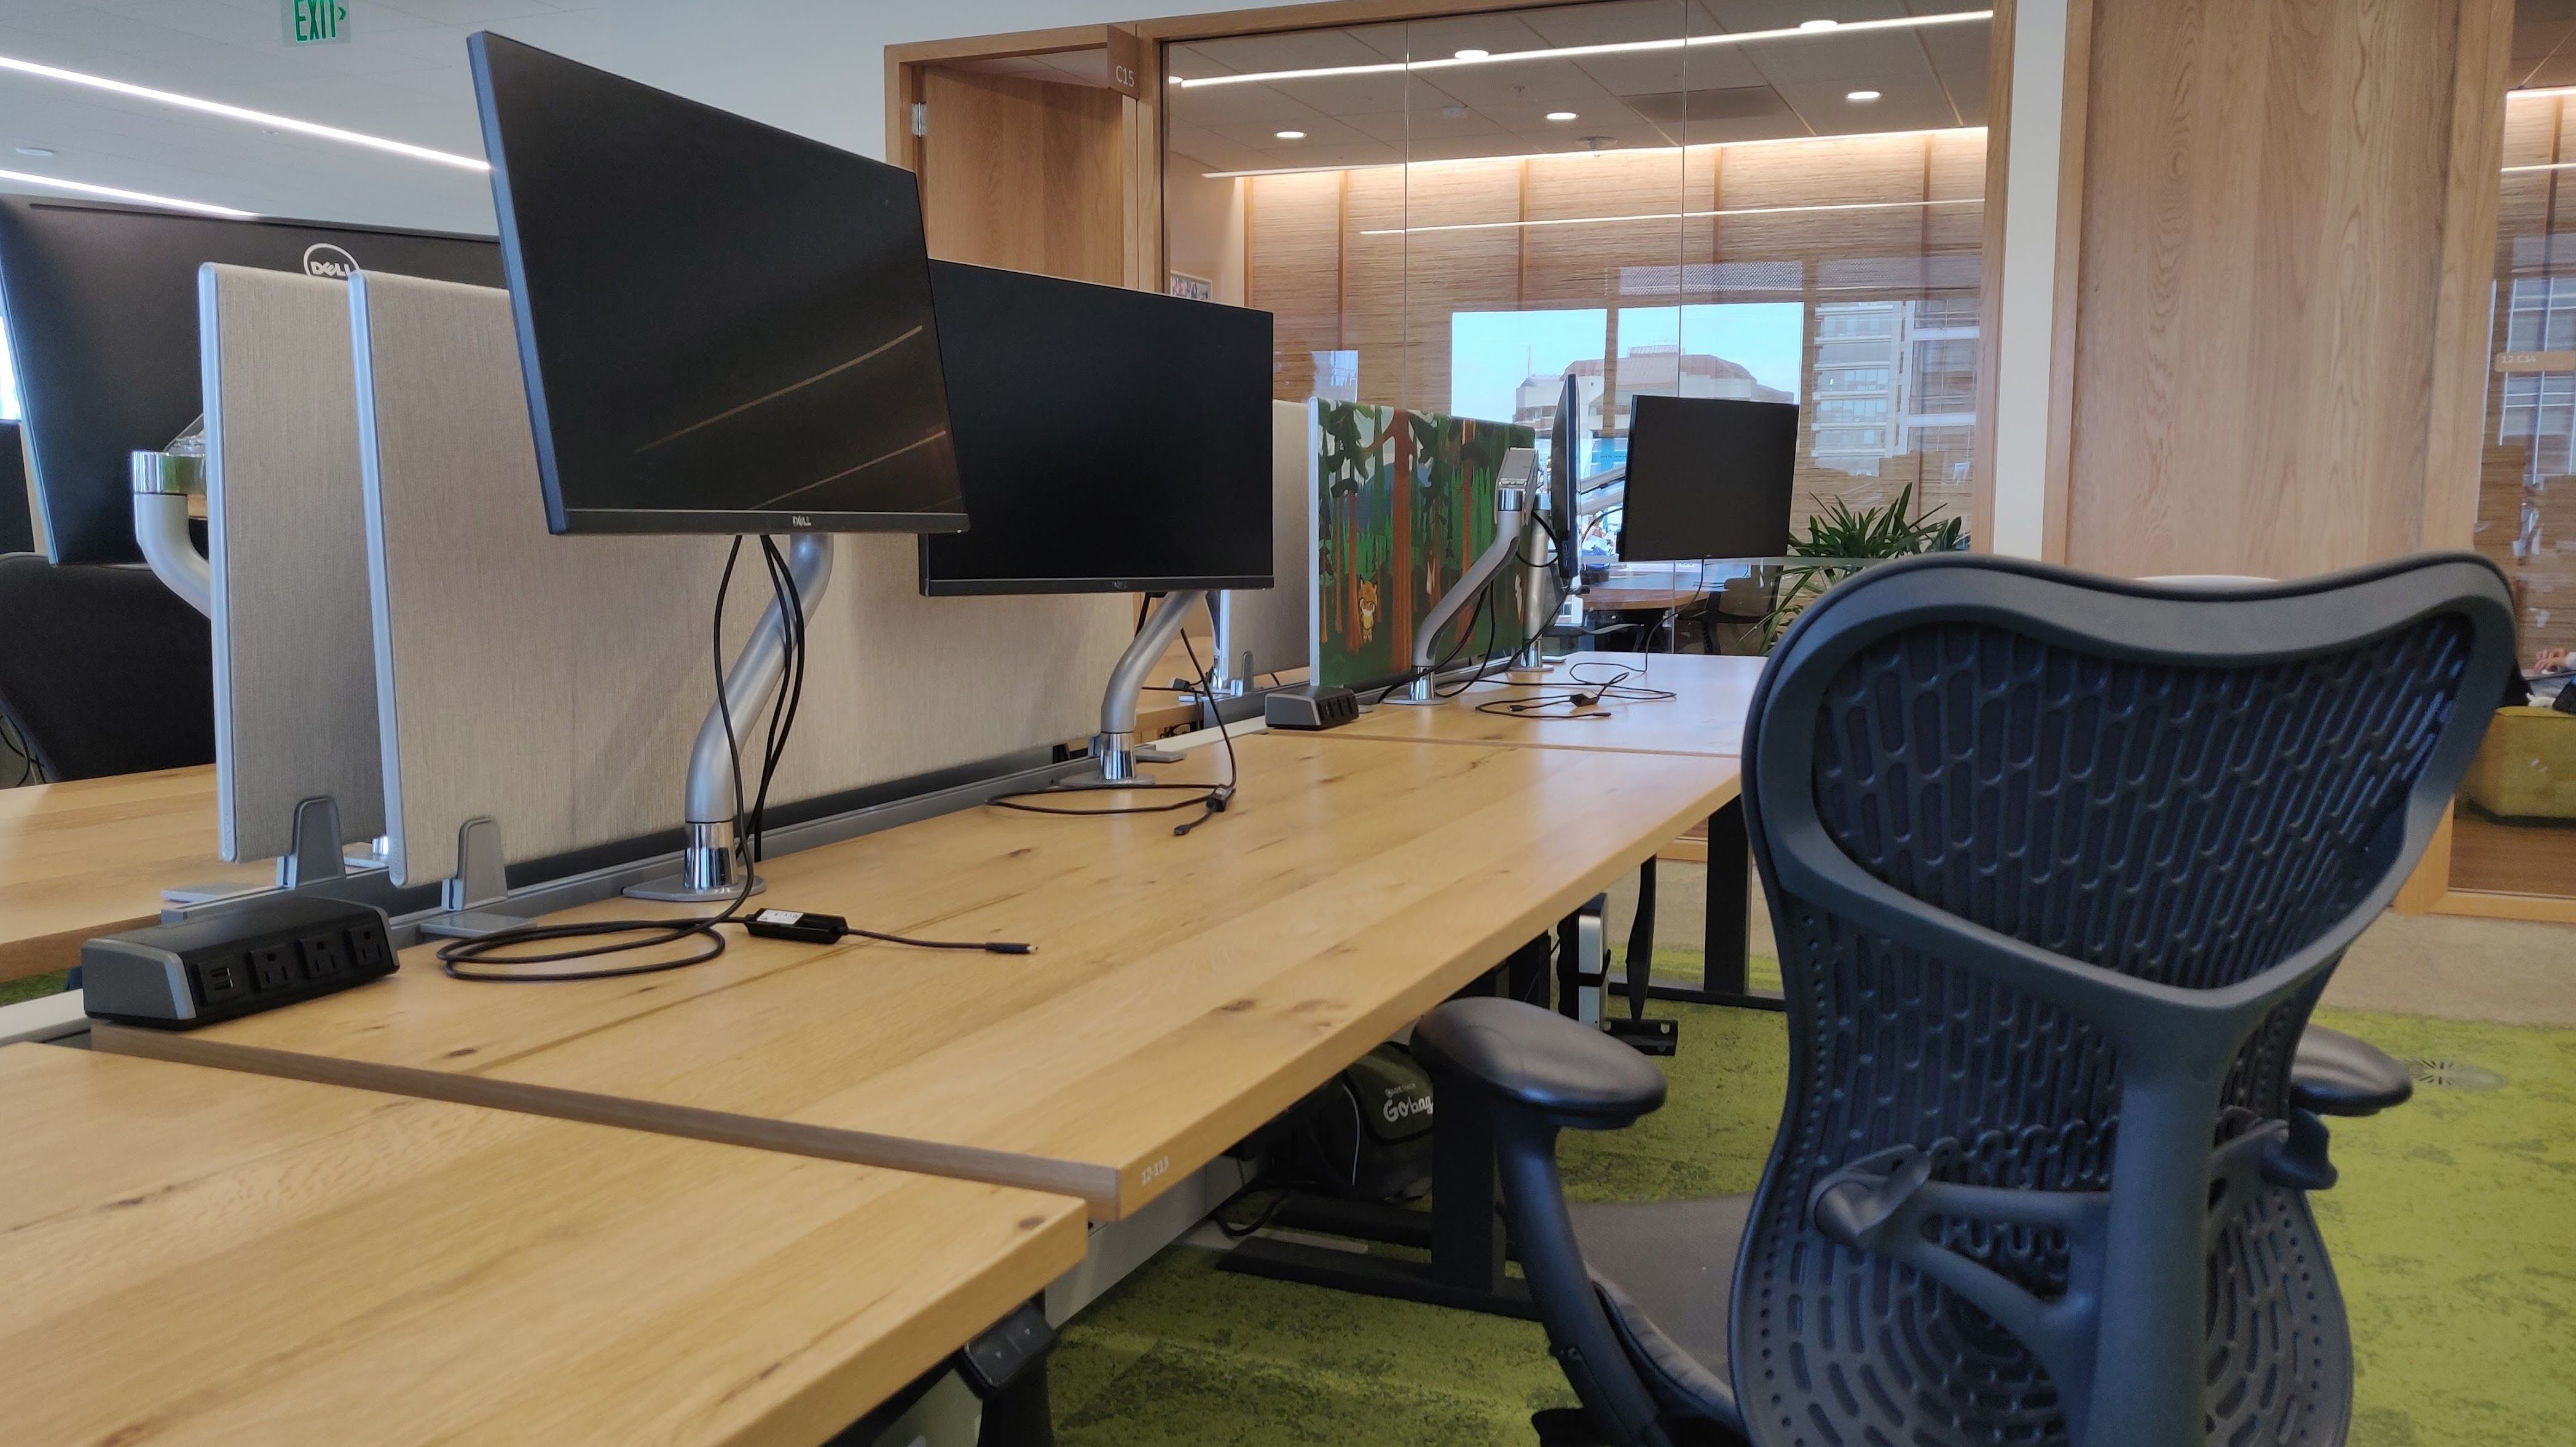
[1174,10,1990,88]
[1357,196,1979,237]
[0,53,487,171]
[0,165,253,216]
[1198,124,1987,179]
[2509,86,2576,100]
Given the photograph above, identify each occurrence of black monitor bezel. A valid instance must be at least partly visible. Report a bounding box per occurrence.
[469,33,969,539]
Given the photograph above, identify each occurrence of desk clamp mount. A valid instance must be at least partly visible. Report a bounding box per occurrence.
[1061,587,1207,788]
[1386,469,1530,706]
[626,533,835,904]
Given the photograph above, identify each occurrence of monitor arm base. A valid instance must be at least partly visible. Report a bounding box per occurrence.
[622,533,833,904]
[1387,486,1526,706]
[1062,588,1206,786]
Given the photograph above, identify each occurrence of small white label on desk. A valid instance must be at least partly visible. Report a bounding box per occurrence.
[755,909,800,927]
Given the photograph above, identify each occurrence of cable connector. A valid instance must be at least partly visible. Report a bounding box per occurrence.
[747,908,1035,955]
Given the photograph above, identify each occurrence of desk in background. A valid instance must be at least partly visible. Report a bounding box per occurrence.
[2,1041,1084,1447]
[0,764,263,983]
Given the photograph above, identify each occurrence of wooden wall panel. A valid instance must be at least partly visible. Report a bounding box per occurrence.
[917,68,1124,284]
[1396,160,1522,414]
[1341,167,1411,407]
[1520,151,1693,307]
[2060,0,2476,579]
[1246,171,1346,401]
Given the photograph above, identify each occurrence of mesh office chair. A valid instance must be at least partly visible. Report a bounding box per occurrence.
[1415,553,2515,1447]
[0,552,216,781]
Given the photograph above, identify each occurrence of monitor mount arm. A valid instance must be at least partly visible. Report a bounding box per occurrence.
[625,531,834,903]
[1389,482,1526,704]
[1069,586,1207,786]
[131,420,212,619]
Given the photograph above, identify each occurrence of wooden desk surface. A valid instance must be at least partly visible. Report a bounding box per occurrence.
[1327,653,1761,759]
[2,1043,1083,1447]
[0,765,266,981]
[103,732,1739,1220]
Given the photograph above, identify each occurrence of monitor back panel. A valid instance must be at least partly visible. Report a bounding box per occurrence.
[1220,399,1313,681]
[350,272,1129,887]
[200,265,385,861]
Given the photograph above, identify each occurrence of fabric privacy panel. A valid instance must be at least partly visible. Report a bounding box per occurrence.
[348,272,1130,888]
[200,264,385,860]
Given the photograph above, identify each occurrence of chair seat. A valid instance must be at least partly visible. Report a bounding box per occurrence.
[2291,1024,2413,1116]
[1571,1194,1752,1435]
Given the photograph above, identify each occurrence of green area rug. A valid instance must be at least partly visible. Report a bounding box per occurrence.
[1054,985,2576,1446]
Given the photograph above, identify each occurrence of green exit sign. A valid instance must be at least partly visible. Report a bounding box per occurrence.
[284,0,347,45]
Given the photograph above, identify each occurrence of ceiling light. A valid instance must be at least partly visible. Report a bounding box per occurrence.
[1174,11,1988,88]
[0,52,487,171]
[1274,130,1306,139]
[1846,90,1881,102]
[1546,111,1579,121]
[1800,18,1840,30]
[14,145,53,157]
[0,166,251,217]
[1196,123,1987,179]
[1357,196,1977,237]
[1168,74,1183,84]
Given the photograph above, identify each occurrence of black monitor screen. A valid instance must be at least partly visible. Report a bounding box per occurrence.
[1548,371,1578,582]
[1616,395,1797,564]
[470,33,964,536]
[0,197,501,565]
[919,260,1273,595]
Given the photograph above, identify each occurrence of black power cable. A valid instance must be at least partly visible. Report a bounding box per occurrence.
[988,616,1241,835]
[438,536,1027,982]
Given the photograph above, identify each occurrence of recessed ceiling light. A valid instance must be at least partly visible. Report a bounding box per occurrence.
[1275,130,1306,140]
[14,144,53,157]
[1846,90,1881,102]
[0,166,249,217]
[0,52,486,171]
[1456,49,1490,60]
[1546,111,1579,122]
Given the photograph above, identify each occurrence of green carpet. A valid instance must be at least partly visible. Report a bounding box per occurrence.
[0,971,68,1007]
[1053,978,2576,1446]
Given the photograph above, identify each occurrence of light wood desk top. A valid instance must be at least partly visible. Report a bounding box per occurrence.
[0,765,265,981]
[2,1042,1084,1447]
[1327,653,1761,759]
[103,732,1739,1220]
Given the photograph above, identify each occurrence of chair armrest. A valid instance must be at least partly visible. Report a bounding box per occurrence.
[1413,997,1667,1129]
[2291,1024,2413,1116]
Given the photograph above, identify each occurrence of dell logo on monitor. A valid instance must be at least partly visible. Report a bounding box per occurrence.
[790,515,814,527]
[302,243,360,280]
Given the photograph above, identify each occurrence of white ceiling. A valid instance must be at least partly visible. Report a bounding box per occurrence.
[0,0,605,232]
[1167,0,1991,175]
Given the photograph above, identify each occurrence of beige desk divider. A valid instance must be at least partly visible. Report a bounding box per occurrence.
[347,272,1132,891]
[198,264,386,864]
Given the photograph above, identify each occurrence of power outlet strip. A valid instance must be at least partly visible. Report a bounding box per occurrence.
[83,895,396,1029]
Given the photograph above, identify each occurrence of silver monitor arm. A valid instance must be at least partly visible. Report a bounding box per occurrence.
[625,532,834,903]
[1064,587,1207,786]
[131,421,212,619]
[1389,469,1529,705]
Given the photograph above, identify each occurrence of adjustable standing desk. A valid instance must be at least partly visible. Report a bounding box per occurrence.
[97,732,1736,1225]
[1325,651,1772,1010]
[2,1041,1085,1447]
[0,764,264,982]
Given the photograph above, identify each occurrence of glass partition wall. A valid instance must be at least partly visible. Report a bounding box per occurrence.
[1163,1,1992,567]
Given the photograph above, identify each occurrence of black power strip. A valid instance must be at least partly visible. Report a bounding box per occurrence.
[83,895,397,1029]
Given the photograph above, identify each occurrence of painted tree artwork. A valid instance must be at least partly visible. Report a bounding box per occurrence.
[1314,400,1536,688]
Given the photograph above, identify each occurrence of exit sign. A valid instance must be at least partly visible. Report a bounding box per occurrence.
[285,0,347,45]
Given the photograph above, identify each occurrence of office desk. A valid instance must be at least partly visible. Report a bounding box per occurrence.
[2,1042,1084,1447]
[1329,651,1770,1011]
[0,764,264,982]
[1331,652,1760,758]
[101,732,1738,1223]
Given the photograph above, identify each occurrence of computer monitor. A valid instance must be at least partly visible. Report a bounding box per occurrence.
[0,422,30,555]
[1616,394,1797,563]
[0,197,502,565]
[1547,372,1579,583]
[471,32,965,536]
[917,259,1272,594]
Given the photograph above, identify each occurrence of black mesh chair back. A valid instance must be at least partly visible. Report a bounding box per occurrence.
[0,552,215,781]
[1732,553,2513,1447]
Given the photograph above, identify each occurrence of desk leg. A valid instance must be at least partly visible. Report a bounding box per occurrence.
[975,1359,1053,1447]
[1619,799,1783,1014]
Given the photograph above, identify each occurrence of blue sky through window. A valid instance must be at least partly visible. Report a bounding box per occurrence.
[1450,303,1806,423]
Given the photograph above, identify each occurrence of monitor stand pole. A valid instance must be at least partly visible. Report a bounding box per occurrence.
[1061,587,1207,788]
[1388,484,1526,705]
[625,533,834,903]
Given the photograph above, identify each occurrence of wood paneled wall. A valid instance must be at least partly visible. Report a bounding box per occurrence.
[2049,0,2513,578]
[916,68,1126,284]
